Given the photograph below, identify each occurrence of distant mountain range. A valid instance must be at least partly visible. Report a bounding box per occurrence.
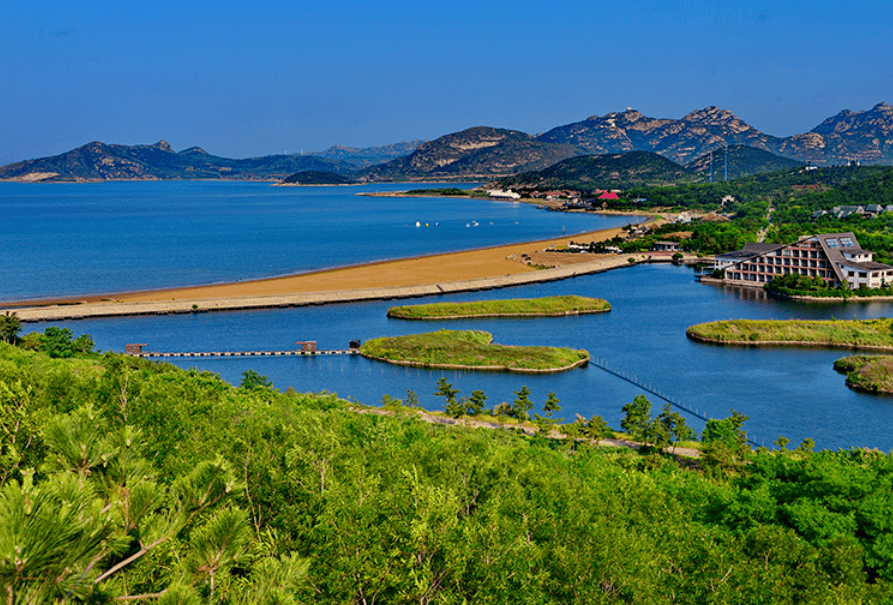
[0,141,357,182]
[1,103,890,182]
[538,103,893,166]
[309,140,425,168]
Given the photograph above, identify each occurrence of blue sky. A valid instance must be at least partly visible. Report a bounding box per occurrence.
[2,0,891,164]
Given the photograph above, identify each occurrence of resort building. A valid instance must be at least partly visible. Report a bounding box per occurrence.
[716,232,893,289]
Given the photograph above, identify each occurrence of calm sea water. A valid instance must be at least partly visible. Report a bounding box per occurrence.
[5,182,893,451]
[0,181,631,301]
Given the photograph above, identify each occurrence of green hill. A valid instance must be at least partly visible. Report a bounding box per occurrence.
[490,150,699,193]
[686,145,805,179]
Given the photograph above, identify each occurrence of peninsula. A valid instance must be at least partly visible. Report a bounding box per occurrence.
[5,223,659,322]
[834,355,893,394]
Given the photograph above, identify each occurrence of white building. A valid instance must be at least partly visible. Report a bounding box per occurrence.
[717,232,893,290]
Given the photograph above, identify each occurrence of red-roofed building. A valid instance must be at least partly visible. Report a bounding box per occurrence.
[597,191,620,200]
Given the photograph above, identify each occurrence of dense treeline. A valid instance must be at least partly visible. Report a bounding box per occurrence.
[2,338,893,603]
[611,166,893,256]
[615,165,890,213]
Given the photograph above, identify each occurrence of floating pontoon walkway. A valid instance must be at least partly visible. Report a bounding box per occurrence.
[132,349,358,359]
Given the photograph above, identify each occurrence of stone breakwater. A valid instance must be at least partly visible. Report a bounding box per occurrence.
[8,255,652,322]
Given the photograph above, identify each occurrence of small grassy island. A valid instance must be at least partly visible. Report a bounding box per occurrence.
[387,295,611,320]
[834,355,893,394]
[278,170,357,185]
[359,329,589,372]
[687,318,893,350]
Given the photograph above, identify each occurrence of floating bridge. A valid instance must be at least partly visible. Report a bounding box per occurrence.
[125,341,360,359]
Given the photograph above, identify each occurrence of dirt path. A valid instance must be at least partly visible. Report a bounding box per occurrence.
[355,406,701,459]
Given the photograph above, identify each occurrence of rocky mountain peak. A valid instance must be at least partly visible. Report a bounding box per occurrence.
[682,106,745,127]
[150,140,173,152]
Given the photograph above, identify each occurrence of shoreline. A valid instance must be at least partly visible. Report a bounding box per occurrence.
[1,221,646,307]
[4,218,682,322]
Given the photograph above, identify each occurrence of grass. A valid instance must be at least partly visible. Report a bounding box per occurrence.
[687,318,893,349]
[387,295,611,320]
[359,329,589,372]
[834,355,893,394]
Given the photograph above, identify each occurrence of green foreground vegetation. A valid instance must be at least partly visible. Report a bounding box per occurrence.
[387,295,611,319]
[687,318,893,349]
[834,355,893,394]
[359,329,589,372]
[3,335,893,603]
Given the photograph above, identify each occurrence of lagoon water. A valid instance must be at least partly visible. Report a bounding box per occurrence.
[4,181,893,451]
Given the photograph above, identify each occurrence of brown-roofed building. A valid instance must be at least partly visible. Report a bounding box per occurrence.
[716,233,893,289]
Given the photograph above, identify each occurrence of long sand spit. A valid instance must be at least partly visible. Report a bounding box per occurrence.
[6,223,665,322]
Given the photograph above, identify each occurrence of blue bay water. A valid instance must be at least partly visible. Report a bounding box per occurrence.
[0,181,630,301]
[4,181,893,451]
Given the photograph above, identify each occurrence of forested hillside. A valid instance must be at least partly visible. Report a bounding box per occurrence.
[2,335,893,603]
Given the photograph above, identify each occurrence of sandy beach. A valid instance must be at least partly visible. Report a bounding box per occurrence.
[6,217,684,321]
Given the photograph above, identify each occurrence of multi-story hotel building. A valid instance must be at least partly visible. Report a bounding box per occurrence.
[715,232,893,289]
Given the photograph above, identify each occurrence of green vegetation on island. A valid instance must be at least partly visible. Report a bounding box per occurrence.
[687,318,893,349]
[834,355,893,394]
[387,295,611,319]
[4,330,893,603]
[402,187,490,197]
[359,329,589,372]
[278,170,357,185]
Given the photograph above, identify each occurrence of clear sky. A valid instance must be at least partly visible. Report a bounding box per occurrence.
[2,0,892,164]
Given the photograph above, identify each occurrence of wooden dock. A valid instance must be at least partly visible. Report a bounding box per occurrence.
[133,349,359,359]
